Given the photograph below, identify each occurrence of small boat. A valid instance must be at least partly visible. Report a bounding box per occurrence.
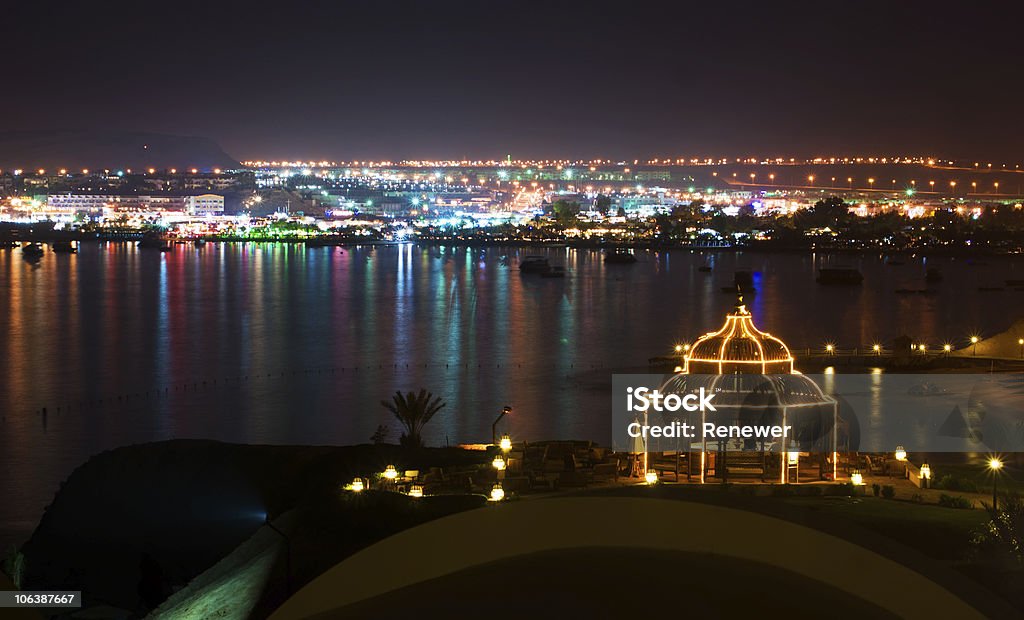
[51,241,77,254]
[138,234,172,251]
[194,238,207,247]
[816,268,863,285]
[604,249,637,264]
[925,268,943,283]
[519,256,550,273]
[21,243,44,258]
[541,266,566,278]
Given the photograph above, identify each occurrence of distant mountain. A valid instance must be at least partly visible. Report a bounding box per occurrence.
[0,130,240,171]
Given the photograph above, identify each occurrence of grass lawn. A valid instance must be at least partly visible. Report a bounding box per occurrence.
[781,496,990,561]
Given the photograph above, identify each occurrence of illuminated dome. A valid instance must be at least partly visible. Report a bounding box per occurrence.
[685,296,793,374]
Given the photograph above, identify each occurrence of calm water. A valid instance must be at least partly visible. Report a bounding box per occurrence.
[2,242,1024,546]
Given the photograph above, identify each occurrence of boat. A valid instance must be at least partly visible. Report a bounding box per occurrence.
[21,243,44,259]
[194,238,207,247]
[138,234,172,251]
[925,268,943,283]
[816,268,863,285]
[541,266,566,278]
[51,241,77,254]
[604,249,637,264]
[519,256,550,273]
[698,265,712,273]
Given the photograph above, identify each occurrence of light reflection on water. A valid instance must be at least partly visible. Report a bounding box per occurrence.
[0,242,1023,546]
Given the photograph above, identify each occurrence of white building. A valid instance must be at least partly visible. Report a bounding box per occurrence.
[185,194,225,215]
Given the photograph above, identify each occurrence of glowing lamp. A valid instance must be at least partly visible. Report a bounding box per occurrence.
[1018,339,1023,345]
[788,451,800,465]
[943,344,951,352]
[674,344,683,353]
[383,465,399,480]
[408,484,424,498]
[673,366,683,373]
[489,483,505,502]
[872,344,881,353]
[850,471,864,486]
[825,344,834,353]
[349,478,364,492]
[683,343,690,352]
[492,455,507,471]
[645,469,658,485]
[918,344,926,352]
[920,463,932,480]
[894,446,907,461]
[499,434,512,452]
[989,457,1003,471]
[971,336,979,344]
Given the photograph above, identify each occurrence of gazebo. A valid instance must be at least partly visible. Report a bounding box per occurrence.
[658,295,839,483]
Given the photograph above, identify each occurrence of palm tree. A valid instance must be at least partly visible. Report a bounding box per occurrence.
[381,389,446,448]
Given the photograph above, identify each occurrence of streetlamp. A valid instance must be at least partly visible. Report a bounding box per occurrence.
[492,405,512,445]
[489,482,505,501]
[848,177,853,190]
[989,457,1004,510]
[920,462,932,488]
[894,446,907,462]
[645,469,658,485]
[383,465,399,481]
[868,178,875,191]
[971,335,979,356]
[943,344,952,354]
[807,175,815,186]
[491,454,507,471]
[873,343,881,355]
[825,343,835,355]
[1018,338,1023,359]
[499,433,512,452]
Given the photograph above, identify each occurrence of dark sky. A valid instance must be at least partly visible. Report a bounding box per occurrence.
[3,1,1020,161]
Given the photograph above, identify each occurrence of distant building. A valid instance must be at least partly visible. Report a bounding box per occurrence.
[185,194,225,215]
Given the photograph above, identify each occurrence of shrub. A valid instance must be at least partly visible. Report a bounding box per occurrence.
[939,494,974,509]
[936,474,979,493]
[771,484,794,497]
[881,485,895,499]
[824,482,854,497]
[795,485,823,497]
[872,483,881,497]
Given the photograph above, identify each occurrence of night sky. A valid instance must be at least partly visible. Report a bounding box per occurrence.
[3,1,1020,161]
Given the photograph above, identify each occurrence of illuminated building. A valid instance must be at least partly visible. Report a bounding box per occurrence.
[185,194,225,215]
[660,294,840,484]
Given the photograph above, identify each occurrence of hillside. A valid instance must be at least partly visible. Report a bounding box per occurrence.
[0,130,240,171]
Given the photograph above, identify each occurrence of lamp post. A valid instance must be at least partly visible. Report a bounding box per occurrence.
[971,336,979,356]
[1018,338,1023,359]
[492,405,512,445]
[989,457,1003,511]
[265,515,292,596]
